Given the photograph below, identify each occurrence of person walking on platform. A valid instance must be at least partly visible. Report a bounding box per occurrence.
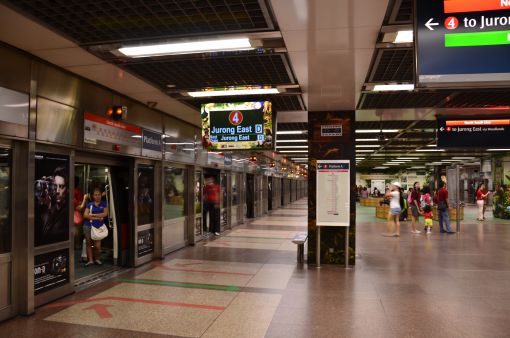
[476,184,490,221]
[383,182,402,237]
[409,182,422,234]
[437,181,454,234]
[203,176,221,236]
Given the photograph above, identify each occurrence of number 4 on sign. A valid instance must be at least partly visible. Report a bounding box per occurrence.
[445,16,459,30]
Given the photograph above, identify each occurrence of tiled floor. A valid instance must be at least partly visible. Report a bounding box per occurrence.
[2,199,510,338]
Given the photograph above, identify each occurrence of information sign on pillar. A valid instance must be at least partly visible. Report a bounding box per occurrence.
[416,0,510,87]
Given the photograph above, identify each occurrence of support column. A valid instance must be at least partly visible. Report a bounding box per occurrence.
[307,111,356,265]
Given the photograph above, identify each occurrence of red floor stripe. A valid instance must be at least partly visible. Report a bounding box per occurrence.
[46,296,225,311]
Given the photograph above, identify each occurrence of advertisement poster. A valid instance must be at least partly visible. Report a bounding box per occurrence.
[137,166,154,226]
[137,228,154,257]
[316,160,350,227]
[34,154,69,247]
[34,249,69,295]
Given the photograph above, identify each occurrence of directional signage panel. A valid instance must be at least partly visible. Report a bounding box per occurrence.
[437,117,510,148]
[416,0,510,87]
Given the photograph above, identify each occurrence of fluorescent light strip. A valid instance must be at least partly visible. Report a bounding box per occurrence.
[277,131,307,135]
[356,150,375,153]
[394,30,413,43]
[372,84,414,92]
[278,150,308,153]
[290,158,308,160]
[276,139,307,143]
[452,157,476,160]
[373,166,389,169]
[356,145,381,148]
[355,129,400,133]
[276,146,309,149]
[119,38,253,57]
[188,88,279,97]
[426,144,437,147]
[488,149,510,151]
[356,138,379,142]
[416,149,445,152]
[397,157,420,160]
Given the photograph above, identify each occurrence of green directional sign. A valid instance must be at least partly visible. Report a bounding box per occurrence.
[445,30,510,47]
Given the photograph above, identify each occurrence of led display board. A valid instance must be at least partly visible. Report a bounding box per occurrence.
[416,0,510,87]
[437,117,510,148]
[201,101,273,151]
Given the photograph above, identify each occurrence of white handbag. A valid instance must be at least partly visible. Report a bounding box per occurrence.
[89,204,108,240]
[91,224,108,241]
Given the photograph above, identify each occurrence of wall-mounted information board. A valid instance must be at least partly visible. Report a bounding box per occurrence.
[316,160,350,227]
[416,0,510,87]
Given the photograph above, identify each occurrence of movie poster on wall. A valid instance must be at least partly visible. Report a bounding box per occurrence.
[34,154,70,247]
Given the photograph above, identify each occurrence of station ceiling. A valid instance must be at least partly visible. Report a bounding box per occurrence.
[2,0,509,170]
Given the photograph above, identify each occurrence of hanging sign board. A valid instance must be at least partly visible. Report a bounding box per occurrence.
[416,0,510,87]
[316,160,350,226]
[437,117,510,148]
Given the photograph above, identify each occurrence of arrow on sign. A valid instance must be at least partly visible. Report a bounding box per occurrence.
[440,127,445,132]
[426,18,439,31]
[85,304,113,319]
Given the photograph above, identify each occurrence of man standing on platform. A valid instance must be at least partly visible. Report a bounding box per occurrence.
[203,176,221,236]
[437,180,455,234]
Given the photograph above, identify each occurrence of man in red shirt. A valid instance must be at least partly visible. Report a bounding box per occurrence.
[203,176,221,236]
[437,181,454,234]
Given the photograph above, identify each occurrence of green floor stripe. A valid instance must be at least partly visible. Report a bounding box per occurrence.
[118,278,241,292]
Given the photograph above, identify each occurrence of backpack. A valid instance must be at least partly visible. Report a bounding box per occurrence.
[421,193,432,208]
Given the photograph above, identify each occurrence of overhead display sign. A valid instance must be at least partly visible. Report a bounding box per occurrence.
[201,101,273,151]
[84,112,142,147]
[316,160,350,227]
[416,0,510,87]
[437,117,510,147]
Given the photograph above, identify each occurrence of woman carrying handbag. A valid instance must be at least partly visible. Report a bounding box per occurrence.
[83,187,109,267]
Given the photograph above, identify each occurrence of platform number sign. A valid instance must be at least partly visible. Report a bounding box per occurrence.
[229,111,243,126]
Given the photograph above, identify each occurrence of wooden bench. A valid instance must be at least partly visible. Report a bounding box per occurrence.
[292,232,308,263]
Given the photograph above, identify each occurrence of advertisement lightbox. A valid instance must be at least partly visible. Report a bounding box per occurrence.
[416,0,510,87]
[201,101,274,151]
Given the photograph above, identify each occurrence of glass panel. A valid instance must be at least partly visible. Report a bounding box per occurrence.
[221,173,227,209]
[194,171,202,214]
[232,174,238,206]
[0,149,11,254]
[164,167,186,220]
[137,166,154,225]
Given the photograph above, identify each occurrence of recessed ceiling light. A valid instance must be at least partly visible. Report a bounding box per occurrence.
[277,131,307,135]
[356,129,400,133]
[394,30,413,43]
[276,146,308,149]
[188,88,279,97]
[372,84,414,92]
[118,38,253,57]
[276,139,307,143]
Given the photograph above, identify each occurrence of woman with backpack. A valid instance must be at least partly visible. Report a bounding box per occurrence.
[409,182,422,234]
